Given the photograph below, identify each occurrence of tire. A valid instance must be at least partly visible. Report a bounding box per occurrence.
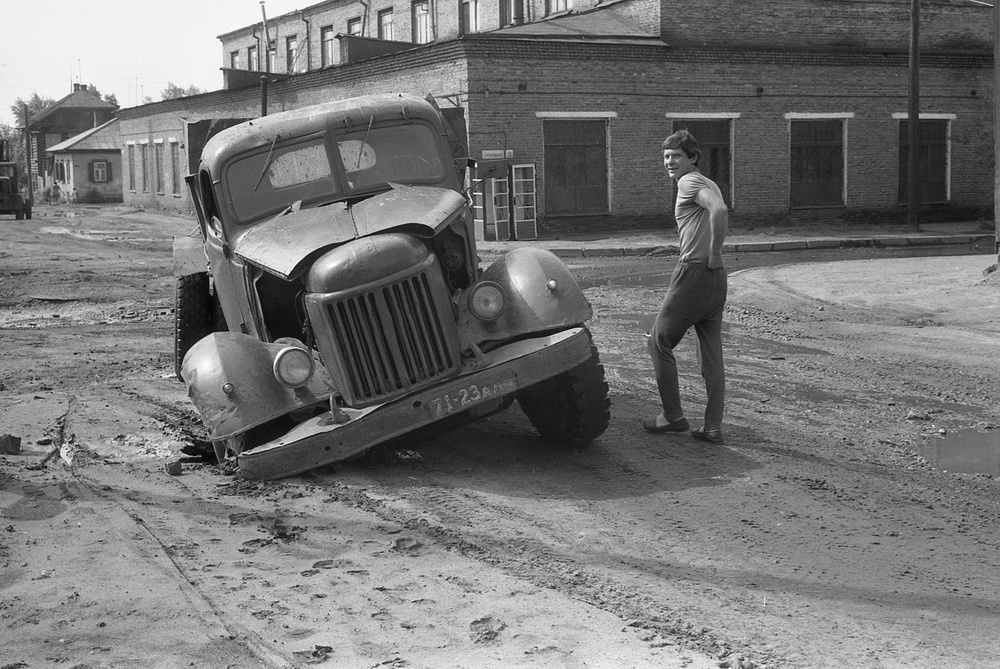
[516,329,611,448]
[15,208,23,220]
[174,273,224,381]
[25,205,31,220]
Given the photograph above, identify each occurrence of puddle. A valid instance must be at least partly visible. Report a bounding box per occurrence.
[916,429,1000,476]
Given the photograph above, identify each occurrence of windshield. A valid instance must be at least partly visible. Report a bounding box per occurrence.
[224,122,448,225]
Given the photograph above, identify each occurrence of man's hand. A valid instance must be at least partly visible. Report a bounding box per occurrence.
[707,251,724,270]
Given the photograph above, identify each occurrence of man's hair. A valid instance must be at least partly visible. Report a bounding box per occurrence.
[662,129,700,165]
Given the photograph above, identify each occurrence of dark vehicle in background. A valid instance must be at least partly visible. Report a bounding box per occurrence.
[0,140,31,220]
[173,93,610,479]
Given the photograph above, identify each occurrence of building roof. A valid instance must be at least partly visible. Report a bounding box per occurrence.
[487,7,665,45]
[46,119,121,154]
[29,87,118,126]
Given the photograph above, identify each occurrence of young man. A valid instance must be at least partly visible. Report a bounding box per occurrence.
[643,129,728,443]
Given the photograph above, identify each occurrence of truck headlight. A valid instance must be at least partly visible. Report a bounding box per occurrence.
[468,281,506,321]
[273,344,314,388]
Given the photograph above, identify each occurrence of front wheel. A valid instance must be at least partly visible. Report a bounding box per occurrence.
[516,330,611,448]
[174,273,225,381]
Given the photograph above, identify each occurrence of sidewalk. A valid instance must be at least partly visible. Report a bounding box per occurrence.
[477,220,997,258]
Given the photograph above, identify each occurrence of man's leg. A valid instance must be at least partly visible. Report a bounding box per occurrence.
[694,269,728,431]
[648,265,702,423]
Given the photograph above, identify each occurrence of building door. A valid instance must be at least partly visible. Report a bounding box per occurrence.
[543,120,608,216]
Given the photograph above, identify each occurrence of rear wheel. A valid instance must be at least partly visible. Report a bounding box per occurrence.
[174,273,224,381]
[516,329,611,448]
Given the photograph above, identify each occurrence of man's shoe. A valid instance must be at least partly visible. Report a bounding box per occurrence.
[691,427,724,444]
[642,416,690,434]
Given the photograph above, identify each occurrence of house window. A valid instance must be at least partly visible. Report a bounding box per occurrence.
[789,118,844,207]
[378,9,394,39]
[127,144,136,191]
[154,142,165,194]
[321,26,335,66]
[247,45,259,71]
[500,0,513,26]
[898,118,949,203]
[140,143,149,193]
[669,119,733,208]
[170,141,181,195]
[549,0,570,14]
[92,160,108,183]
[266,40,276,73]
[347,17,362,35]
[230,50,241,69]
[285,36,298,72]
[461,0,480,34]
[412,1,431,43]
[543,119,609,215]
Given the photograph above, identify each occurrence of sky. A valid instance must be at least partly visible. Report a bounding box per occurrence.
[0,0,307,127]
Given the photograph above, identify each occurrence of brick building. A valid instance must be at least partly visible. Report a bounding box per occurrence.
[117,0,995,237]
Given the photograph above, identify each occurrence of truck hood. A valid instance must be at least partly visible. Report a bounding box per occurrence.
[232,185,468,280]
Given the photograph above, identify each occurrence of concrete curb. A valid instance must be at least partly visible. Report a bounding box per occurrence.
[480,233,994,259]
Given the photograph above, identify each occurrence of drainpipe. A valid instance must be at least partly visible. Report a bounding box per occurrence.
[300,12,311,71]
[260,1,273,73]
[260,75,269,116]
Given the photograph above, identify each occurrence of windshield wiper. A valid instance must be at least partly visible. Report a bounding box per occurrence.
[254,134,279,192]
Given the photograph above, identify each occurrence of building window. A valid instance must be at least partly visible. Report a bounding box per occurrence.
[91,160,108,183]
[266,40,276,73]
[898,118,949,204]
[548,0,570,14]
[127,144,136,191]
[347,17,362,35]
[321,25,335,66]
[154,142,164,194]
[170,141,181,195]
[230,50,241,69]
[500,0,513,26]
[378,9,394,40]
[543,120,609,215]
[140,143,149,193]
[789,118,844,207]
[247,45,259,71]
[669,119,733,208]
[412,1,431,44]
[285,36,298,72]
[461,0,480,34]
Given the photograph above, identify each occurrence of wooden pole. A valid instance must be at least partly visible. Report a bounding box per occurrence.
[907,0,921,232]
[994,0,1000,259]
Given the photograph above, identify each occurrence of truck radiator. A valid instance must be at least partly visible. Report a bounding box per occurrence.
[312,269,460,407]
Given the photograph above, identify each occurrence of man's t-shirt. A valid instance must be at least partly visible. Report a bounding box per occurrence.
[674,171,723,263]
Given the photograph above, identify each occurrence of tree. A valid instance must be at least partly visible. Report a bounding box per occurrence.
[10,92,57,125]
[161,83,205,101]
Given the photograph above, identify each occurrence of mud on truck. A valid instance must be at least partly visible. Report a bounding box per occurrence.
[173,93,611,479]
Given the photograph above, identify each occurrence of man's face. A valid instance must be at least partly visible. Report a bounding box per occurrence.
[663,148,696,181]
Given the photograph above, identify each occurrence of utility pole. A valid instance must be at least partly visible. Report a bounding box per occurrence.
[995,0,1000,261]
[907,0,921,232]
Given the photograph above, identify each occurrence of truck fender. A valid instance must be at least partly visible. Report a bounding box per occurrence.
[173,234,209,277]
[457,247,593,345]
[181,332,334,441]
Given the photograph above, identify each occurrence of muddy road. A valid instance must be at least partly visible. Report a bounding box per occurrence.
[2,205,999,668]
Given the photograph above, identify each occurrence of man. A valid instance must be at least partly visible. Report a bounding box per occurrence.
[643,129,728,443]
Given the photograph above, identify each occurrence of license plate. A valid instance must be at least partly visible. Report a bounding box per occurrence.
[428,377,516,419]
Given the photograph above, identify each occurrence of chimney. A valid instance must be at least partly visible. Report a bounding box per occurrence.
[73,83,87,92]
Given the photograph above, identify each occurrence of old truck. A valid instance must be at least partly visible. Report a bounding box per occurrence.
[0,140,31,220]
[174,93,610,479]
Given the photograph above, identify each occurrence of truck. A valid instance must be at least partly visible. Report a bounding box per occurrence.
[174,93,611,480]
[0,140,31,220]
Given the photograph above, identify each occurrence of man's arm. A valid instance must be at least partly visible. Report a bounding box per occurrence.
[695,187,728,269]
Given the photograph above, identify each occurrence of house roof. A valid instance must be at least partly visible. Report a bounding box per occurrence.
[486,6,666,46]
[29,87,117,126]
[46,119,121,154]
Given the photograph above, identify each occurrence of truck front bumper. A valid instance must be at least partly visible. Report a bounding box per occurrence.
[237,326,593,479]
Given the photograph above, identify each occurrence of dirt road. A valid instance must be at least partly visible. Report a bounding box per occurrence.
[2,205,999,668]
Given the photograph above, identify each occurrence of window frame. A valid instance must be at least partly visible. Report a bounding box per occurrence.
[894,113,953,205]
[320,25,335,66]
[377,9,394,40]
[247,45,259,72]
[461,0,480,35]
[537,111,617,217]
[347,16,362,36]
[411,1,431,44]
[786,112,852,209]
[285,35,298,72]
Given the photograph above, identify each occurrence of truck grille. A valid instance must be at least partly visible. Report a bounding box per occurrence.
[312,270,459,407]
